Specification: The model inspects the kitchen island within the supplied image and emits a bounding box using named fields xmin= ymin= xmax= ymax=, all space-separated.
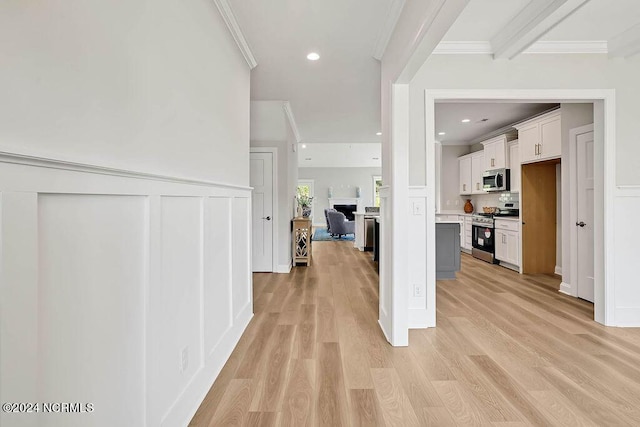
xmin=436 ymin=221 xmax=461 ymax=279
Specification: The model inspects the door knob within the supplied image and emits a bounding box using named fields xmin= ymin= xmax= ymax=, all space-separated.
xmin=576 ymin=221 xmax=586 ymax=227
xmin=263 ymin=216 xmax=271 ymax=221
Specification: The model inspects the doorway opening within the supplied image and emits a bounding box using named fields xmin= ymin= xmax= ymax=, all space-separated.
xmin=426 ymin=89 xmax=614 ymax=325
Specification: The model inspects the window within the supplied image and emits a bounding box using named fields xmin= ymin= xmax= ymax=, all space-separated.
xmin=372 ymin=175 xmax=382 ymax=207
xmin=297 ymin=179 xmax=315 ymax=217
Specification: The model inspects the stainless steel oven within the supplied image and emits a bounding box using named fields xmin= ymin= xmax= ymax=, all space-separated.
xmin=471 ymin=215 xmax=497 ymax=264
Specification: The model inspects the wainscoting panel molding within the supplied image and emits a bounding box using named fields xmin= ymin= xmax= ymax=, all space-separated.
xmin=613 ymin=186 xmax=640 ymax=326
xmin=0 ymin=154 xmax=253 ymax=427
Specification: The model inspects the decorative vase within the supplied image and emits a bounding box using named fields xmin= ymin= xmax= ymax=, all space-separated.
xmin=296 ymin=206 xmax=302 ymax=217
xmin=464 ymin=199 xmax=474 ymax=214
xmin=356 ymin=186 xmax=361 ymax=198
xmin=328 ymin=186 xmax=333 ymax=198
xmin=302 ymin=207 xmax=311 ymax=217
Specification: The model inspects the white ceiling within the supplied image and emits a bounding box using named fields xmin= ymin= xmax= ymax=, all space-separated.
xmin=435 ymin=102 xmax=558 ymax=144
xmin=229 ymin=0 xmax=640 ymax=159
xmin=228 ymin=0 xmax=390 ymax=144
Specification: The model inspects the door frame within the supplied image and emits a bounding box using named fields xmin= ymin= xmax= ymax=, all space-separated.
xmin=425 ymin=89 xmax=615 ymax=326
xmin=568 ymin=123 xmax=595 ymax=300
xmin=250 ymin=147 xmax=279 ymax=273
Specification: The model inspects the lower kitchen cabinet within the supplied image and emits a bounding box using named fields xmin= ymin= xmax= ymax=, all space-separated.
xmin=495 ymin=228 xmax=519 ymax=268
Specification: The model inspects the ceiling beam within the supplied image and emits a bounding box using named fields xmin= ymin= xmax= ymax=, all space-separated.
xmin=609 ymin=23 xmax=640 ymax=58
xmin=491 ymin=0 xmax=590 ymax=60
xmin=373 ymin=0 xmax=406 ymax=60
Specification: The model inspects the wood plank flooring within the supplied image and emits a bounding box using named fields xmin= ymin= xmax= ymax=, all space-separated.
xmin=190 ymin=241 xmax=640 ymax=426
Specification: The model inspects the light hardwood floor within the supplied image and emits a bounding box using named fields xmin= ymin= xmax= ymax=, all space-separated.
xmin=191 ymin=241 xmax=640 ymax=426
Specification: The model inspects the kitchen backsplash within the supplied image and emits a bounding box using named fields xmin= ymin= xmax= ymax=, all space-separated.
xmin=441 ymin=192 xmax=519 ymax=213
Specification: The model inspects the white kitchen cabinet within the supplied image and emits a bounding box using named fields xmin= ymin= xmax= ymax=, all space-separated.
xmin=471 ymin=152 xmax=484 ymax=194
xmin=508 ymin=141 xmax=520 ymax=193
xmin=515 ymin=109 xmax=561 ymax=164
xmin=481 ymin=134 xmax=515 ymax=170
xmin=458 ymin=155 xmax=472 ymax=195
xmin=495 ymin=219 xmax=519 ymax=269
xmin=463 ymin=215 xmax=472 ymax=251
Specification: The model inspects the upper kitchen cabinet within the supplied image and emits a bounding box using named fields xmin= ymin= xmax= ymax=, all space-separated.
xmin=459 ymin=155 xmax=472 ymax=195
xmin=470 ymin=151 xmax=485 ymax=194
xmin=481 ymin=133 xmax=517 ymax=171
xmin=458 ymin=151 xmax=485 ymax=195
xmin=515 ymin=109 xmax=562 ymax=164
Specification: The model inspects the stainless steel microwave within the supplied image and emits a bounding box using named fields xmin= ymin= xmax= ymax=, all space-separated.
xmin=482 ymin=168 xmax=510 ymax=192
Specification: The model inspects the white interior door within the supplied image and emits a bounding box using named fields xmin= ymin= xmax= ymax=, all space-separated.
xmin=250 ymin=152 xmax=273 ymax=272
xmin=577 ymin=130 xmax=594 ymax=302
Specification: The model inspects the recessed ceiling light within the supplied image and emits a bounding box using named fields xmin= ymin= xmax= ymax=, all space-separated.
xmin=438 ymin=132 xmax=446 ymax=136
xmin=376 ymin=132 xmax=382 ymax=136
xmin=461 ymin=119 xmax=471 ymax=123
xmin=307 ymin=52 xmax=320 ymax=61
xmin=301 ymin=144 xmax=307 ymax=148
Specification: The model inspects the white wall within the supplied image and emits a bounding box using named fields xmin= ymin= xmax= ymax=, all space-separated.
xmin=250 ymin=101 xmax=299 ymax=273
xmin=0 ymin=0 xmax=249 ymax=186
xmin=0 ymin=2 xmax=252 ymax=426
xmin=298 ymin=167 xmax=382 ymax=226
xmin=410 ymin=53 xmax=640 ymax=326
xmin=438 ymin=145 xmax=471 ymax=212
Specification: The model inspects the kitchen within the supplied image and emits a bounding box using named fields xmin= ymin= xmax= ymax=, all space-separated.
xmin=434 ymin=102 xmax=595 ymax=302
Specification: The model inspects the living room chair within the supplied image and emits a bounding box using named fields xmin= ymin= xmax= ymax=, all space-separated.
xmin=324 ymin=208 xmax=336 ymax=233
xmin=326 ymin=211 xmax=355 ymax=237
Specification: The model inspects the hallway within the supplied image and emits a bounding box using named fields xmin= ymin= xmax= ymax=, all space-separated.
xmin=191 ymin=242 xmax=640 ymax=426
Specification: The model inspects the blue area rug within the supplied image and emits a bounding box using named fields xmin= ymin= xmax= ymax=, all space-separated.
xmin=312 ymin=227 xmax=355 ymax=241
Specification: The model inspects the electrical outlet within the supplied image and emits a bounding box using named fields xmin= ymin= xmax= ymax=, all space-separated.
xmin=414 ymin=284 xmax=423 ymax=297
xmin=180 ymin=346 xmax=189 ymax=373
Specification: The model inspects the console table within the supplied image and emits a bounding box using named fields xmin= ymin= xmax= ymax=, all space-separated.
xmin=292 ymin=217 xmax=312 ymax=266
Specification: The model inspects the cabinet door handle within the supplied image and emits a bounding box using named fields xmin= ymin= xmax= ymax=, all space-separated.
xmin=534 ymin=144 xmax=538 ymax=155
xmin=538 ymin=144 xmax=542 ymax=155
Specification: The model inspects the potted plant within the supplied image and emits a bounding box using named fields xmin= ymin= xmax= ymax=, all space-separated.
xmin=296 ymin=188 xmax=313 ymax=218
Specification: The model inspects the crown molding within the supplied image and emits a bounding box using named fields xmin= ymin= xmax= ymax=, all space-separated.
xmin=282 ymin=102 xmax=301 ymax=143
xmin=609 ymin=23 xmax=640 ymax=58
xmin=372 ymin=0 xmax=406 ymax=60
xmin=433 ymin=40 xmax=608 ymax=55
xmin=212 ymin=0 xmax=257 ymax=69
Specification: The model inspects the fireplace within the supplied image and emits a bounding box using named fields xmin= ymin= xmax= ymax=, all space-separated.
xmin=333 ymin=204 xmax=357 ymax=221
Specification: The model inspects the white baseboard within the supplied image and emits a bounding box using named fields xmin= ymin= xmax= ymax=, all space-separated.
xmin=499 ymin=261 xmax=519 ymax=272
xmin=276 ymin=263 xmax=292 ymax=274
xmin=408 ymin=308 xmax=434 ymax=329
xmin=559 ymin=282 xmax=573 ymax=296
xmin=613 ymin=307 xmax=640 ymax=327
xmin=555 ymin=265 xmax=562 ymax=276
